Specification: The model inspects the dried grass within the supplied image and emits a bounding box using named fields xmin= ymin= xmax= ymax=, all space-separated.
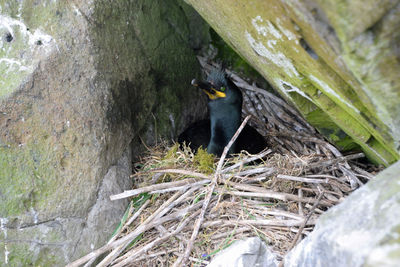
xmin=67 ymin=59 xmax=381 ymax=267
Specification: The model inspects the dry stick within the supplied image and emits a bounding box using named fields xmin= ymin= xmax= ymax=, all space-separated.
xmin=276 ymin=174 xmax=329 ymax=184
xmin=112 ymin=210 xmax=202 ymax=267
xmin=221 ymin=149 xmax=272 ymax=173
xmin=176 ymin=115 xmax=252 ymax=267
xmin=97 ymin=191 xmax=184 ymax=267
xmin=100 ymin=201 xmax=207 ymax=265
xmin=288 ymin=192 xmax=324 ymax=250
xmin=210 ymin=227 xmax=251 ymax=240
xmin=277 ymin=192 xmax=325 ymax=267
xmin=243 ymin=94 xmax=269 ymax=131
xmin=247 ymin=86 xmax=313 ymax=133
xmin=107 ymin=199 xmax=151 ymax=244
xmin=242 ymin=199 xmax=305 ymax=220
xmin=222 ymin=180 xmax=333 ymax=206
xmin=298 ymin=189 xmax=304 ymax=216
xmin=67 ymin=192 xmax=187 ymax=266
xmin=304 ymin=203 xmax=324 ymax=214
xmin=67 ymin=222 xmax=150 ymax=266
xmin=261 ymin=209 xmax=305 ymax=221
xmin=130 ymin=248 xmax=179 ymax=263
xmin=82 ymin=258 xmax=95 ymax=267
xmin=154 ymin=185 xmax=204 ymax=221
xmin=201 ymin=219 xmax=316 ymax=228
xmin=351 ymin=165 xmax=374 ymax=180
xmin=234 ymin=167 xmax=275 ymax=177
xmin=339 ymin=165 xmax=364 ymax=188
xmin=151 ymin=169 xmax=211 ymax=180
xmin=240 ymin=175 xmax=272 ymax=184
xmin=110 ymin=178 xmax=201 ymax=200
xmin=223 ymin=190 xmax=332 ymax=207
xmin=305 ymin=174 xmax=342 ymax=180
xmin=306 ymin=153 xmax=364 ymax=170
xmin=149 ymin=179 xmax=210 ymax=194
xmin=217 ymin=115 xmax=252 ymax=172
xmin=173 ymin=252 xmax=211 ymax=265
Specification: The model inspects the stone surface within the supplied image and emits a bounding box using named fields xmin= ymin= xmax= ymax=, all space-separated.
xmin=313 ymin=0 xmax=400 ymax=161
xmin=284 ymin=161 xmax=400 ymax=267
xmin=0 ymin=0 xmax=208 ymax=265
xmin=208 ymin=237 xmax=278 ymax=267
xmin=185 ymin=0 xmax=400 ymax=166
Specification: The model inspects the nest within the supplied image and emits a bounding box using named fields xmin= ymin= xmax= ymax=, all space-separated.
xmin=69 ymin=59 xmax=380 ymax=267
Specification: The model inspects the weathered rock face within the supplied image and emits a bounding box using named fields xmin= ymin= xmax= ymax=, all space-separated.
xmin=185 ymin=0 xmax=400 ymax=166
xmin=0 ymin=0 xmax=208 ymax=265
xmin=313 ymin=0 xmax=400 ymax=146
xmin=285 ymin=160 xmax=400 ymax=267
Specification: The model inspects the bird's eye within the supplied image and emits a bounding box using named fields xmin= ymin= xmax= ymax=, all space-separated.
xmin=220 ymin=86 xmax=226 ymax=92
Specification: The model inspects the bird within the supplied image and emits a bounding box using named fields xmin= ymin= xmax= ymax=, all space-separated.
xmin=178 ymin=68 xmax=267 ymax=157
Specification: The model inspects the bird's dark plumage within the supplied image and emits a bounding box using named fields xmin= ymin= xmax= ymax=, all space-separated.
xmin=179 ymin=68 xmax=267 ymax=156
xmin=178 ymin=119 xmax=267 ymax=155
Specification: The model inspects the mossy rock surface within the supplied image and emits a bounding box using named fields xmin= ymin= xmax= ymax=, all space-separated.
xmin=285 ymin=160 xmax=400 ymax=266
xmin=0 ymin=0 xmax=208 ymax=265
xmin=185 ymin=0 xmax=400 ymax=166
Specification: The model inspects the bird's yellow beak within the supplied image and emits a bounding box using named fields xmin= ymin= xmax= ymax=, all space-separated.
xmin=191 ymin=79 xmax=226 ymax=100
xmin=202 ymin=89 xmax=226 ymax=100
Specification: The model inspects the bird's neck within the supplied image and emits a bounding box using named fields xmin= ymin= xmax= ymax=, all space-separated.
xmin=207 ymin=105 xmax=241 ymax=156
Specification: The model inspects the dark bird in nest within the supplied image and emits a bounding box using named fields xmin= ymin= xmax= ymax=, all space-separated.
xmin=178 ymin=68 xmax=267 ymax=157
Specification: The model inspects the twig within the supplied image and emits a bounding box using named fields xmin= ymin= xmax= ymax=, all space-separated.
xmin=276 ymin=174 xmax=329 ymax=184
xmin=110 ymin=178 xmax=201 ymax=200
xmin=278 ymin=192 xmax=324 ymax=267
xmin=149 ymin=179 xmax=210 ymax=194
xmin=130 ymin=248 xmax=179 ymax=262
xmin=339 ymin=165 xmax=363 ymax=188
xmin=306 ymin=153 xmax=364 ymax=169
xmin=113 ymin=210 xmax=202 ymax=267
xmin=201 ymin=219 xmax=316 ymax=228
xmin=151 ymin=169 xmax=211 ymax=180
xmin=217 ymin=115 xmax=252 ymax=172
xmin=288 ymin=192 xmax=324 ymax=250
xmin=97 ymin=191 xmax=184 ymax=266
xmin=221 ymin=188 xmax=332 ymax=207
xmin=68 ymin=192 xmax=187 ymax=266
xmin=234 ymin=167 xmax=275 ymax=177
xmin=298 ymin=188 xmax=304 ymax=216
xmin=173 ymin=252 xmax=210 ymax=265
xmin=221 ymin=149 xmax=272 ymax=173
xmin=108 ymin=199 xmax=151 ymax=244
xmin=210 ymin=227 xmax=251 ymax=239
xmin=177 ymin=115 xmax=251 ymax=267
xmin=351 ymin=165 xmax=374 ymax=180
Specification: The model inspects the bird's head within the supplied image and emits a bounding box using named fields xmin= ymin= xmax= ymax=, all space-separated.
xmin=191 ymin=69 xmax=239 ymax=101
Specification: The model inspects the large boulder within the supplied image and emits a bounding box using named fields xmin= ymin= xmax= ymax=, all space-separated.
xmin=285 ymin=160 xmax=400 ymax=266
xmin=184 ymin=0 xmax=400 ymax=166
xmin=0 ymin=0 xmax=208 ymax=265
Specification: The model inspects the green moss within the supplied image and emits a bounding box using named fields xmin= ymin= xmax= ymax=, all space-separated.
xmin=164 ymin=143 xmax=180 ymax=160
xmin=1 ymin=240 xmax=60 ymax=266
xmin=193 ymin=147 xmax=215 ymax=174
xmin=305 ymin=109 xmax=359 ymax=151
xmin=0 ymin=140 xmax=58 ymax=217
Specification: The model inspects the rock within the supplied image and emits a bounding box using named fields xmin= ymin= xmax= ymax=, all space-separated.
xmin=284 ymin=161 xmax=400 ymax=267
xmin=0 ymin=0 xmax=209 ymax=265
xmin=184 ymin=0 xmax=400 ymax=166
xmin=208 ymin=237 xmax=278 ymax=267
